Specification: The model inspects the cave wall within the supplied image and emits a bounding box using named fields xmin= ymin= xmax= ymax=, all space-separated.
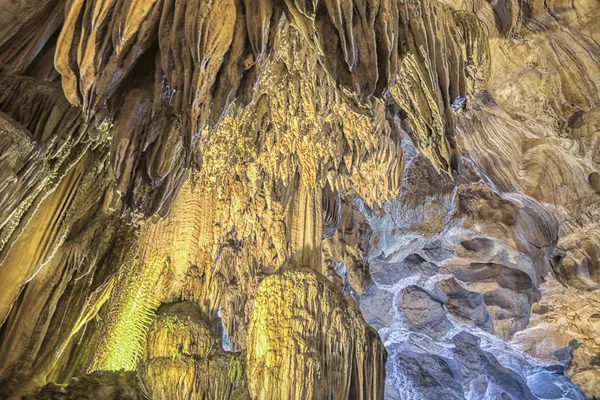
xmin=0 ymin=0 xmax=599 ymax=398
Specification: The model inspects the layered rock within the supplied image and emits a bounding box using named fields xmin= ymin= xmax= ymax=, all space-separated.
xmin=355 ymin=134 xmax=586 ymax=398
xmin=0 ymin=0 xmax=599 ymax=398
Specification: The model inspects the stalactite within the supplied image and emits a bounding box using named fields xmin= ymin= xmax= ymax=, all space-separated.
xmin=0 ymin=0 xmax=599 ymax=398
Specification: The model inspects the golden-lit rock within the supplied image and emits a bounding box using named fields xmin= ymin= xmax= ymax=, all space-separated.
xmin=0 ymin=0 xmax=599 ymax=398
xmin=140 ymin=301 xmax=248 ymax=400
xmin=247 ymin=268 xmax=386 ymax=400
xmin=55 ymin=0 xmax=163 ymax=112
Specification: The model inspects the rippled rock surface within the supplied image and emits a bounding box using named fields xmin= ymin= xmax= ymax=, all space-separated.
xmin=0 ymin=0 xmax=599 ymax=398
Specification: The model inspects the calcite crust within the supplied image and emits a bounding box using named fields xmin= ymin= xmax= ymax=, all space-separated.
xmin=0 ymin=0 xmax=599 ymax=398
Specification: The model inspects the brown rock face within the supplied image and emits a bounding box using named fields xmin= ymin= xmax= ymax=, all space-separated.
xmin=24 ymin=371 xmax=143 ymax=400
xmin=0 ymin=0 xmax=599 ymax=398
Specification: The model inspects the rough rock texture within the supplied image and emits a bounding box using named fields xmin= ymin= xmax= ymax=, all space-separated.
xmin=139 ymin=301 xmax=248 ymax=400
xmin=22 ymin=371 xmax=143 ymax=400
xmin=0 ymin=0 xmax=599 ymax=398
xmin=357 ymin=143 xmax=588 ymax=398
xmin=247 ymin=268 xmax=385 ymax=400
xmin=513 ymin=280 xmax=600 ymax=396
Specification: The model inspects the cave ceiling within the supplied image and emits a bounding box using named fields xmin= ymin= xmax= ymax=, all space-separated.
xmin=0 ymin=0 xmax=599 ymax=398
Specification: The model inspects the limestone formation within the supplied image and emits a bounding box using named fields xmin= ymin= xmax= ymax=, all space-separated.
xmin=247 ymin=268 xmax=385 ymax=400
xmin=139 ymin=301 xmax=248 ymax=400
xmin=0 ymin=0 xmax=599 ymax=398
xmin=24 ymin=371 xmax=143 ymax=400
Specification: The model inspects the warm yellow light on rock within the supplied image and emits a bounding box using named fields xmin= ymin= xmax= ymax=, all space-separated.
xmin=92 ymin=257 xmax=166 ymax=371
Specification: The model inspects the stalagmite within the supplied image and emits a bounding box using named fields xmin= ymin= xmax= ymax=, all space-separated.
xmin=247 ymin=268 xmax=386 ymax=400
xmin=139 ymin=301 xmax=248 ymax=400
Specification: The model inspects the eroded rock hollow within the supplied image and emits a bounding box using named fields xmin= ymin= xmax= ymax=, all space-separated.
xmin=0 ymin=0 xmax=599 ymax=398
